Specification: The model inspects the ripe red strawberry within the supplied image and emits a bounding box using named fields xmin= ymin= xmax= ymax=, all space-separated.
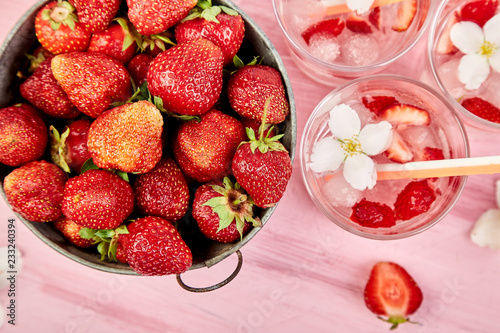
xmin=460 ymin=0 xmax=498 ymax=27
xmin=26 ymin=47 xmax=54 ymax=73
xmin=125 ymin=216 xmax=192 ymax=276
xmin=34 ymin=0 xmax=91 ymax=55
xmin=87 ymin=19 xmax=137 ymax=64
xmin=61 ymin=169 xmax=134 ymax=229
xmin=364 ymin=262 xmax=423 ymax=329
xmin=147 ymin=39 xmax=224 ymax=116
xmin=301 ymin=18 xmax=345 ymax=45
xmin=127 ymin=53 xmax=154 ymax=86
xmin=435 ymin=12 xmax=459 ymax=55
xmin=384 ymin=130 xmax=413 ymax=163
xmin=127 ymin=0 xmax=198 ymax=35
xmin=416 ymin=146 xmax=444 ymax=161
xmin=3 ymin=160 xmax=67 ymax=223
xmin=227 ymin=65 xmax=290 ymax=124
xmin=392 ymin=0 xmax=417 ymax=32
xmin=346 ymin=14 xmax=372 ymax=33
xmin=0 ymin=104 xmax=48 ymax=167
xmin=138 ymin=31 xmax=176 ymax=57
xmin=87 ymin=100 xmax=163 ymax=174
xmin=380 ymin=104 xmax=431 ymax=126
xmin=461 ymin=97 xmax=500 ymax=123
xmin=173 ymin=109 xmax=246 ymax=183
xmin=192 ymin=178 xmax=260 ymax=243
xmin=350 ymin=199 xmax=396 ymax=228
xmin=175 ymin=1 xmax=245 ymax=66
xmin=239 ymin=118 xmax=276 ymax=140
xmin=394 ymin=180 xmax=436 ymax=220
xmin=50 ymin=118 xmax=92 ymax=174
xmin=115 ymin=233 xmax=129 ymax=263
xmin=69 ymin=0 xmax=121 ymax=33
xmin=51 ymin=51 xmax=132 ymax=118
xmin=20 ymin=57 xmax=80 ymax=119
xmin=53 ymin=216 xmax=94 ymax=248
xmin=368 ymin=7 xmax=382 ymax=30
xmin=134 ymin=157 xmax=190 ymax=221
xmin=362 ymin=95 xmax=398 ymax=116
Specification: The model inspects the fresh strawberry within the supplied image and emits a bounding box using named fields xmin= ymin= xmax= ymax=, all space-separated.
xmin=53 ymin=216 xmax=94 ymax=248
xmin=87 ymin=19 xmax=137 ymax=64
xmin=239 ymin=118 xmax=276 ymax=140
xmin=138 ymin=32 xmax=176 ymax=57
xmin=61 ymin=169 xmax=134 ymax=229
xmin=346 ymin=14 xmax=372 ymax=33
xmin=435 ymin=12 xmax=459 ymax=55
xmin=350 ymin=199 xmax=396 ymax=228
xmin=34 ymin=0 xmax=91 ymax=55
xmin=87 ymin=100 xmax=163 ymax=174
xmin=173 ymin=109 xmax=246 ymax=183
xmin=392 ymin=0 xmax=417 ymax=32
xmin=127 ymin=0 xmax=198 ymax=35
xmin=115 ymin=233 xmax=129 ymax=263
xmin=301 ymin=18 xmax=345 ymax=45
xmin=460 ymin=0 xmax=498 ymax=27
xmin=227 ymin=64 xmax=290 ymax=124
xmin=127 ymin=53 xmax=154 ymax=86
xmin=51 ymin=51 xmax=132 ymax=118
xmin=394 ymin=180 xmax=436 ymax=220
xmin=77 ymin=224 xmax=129 ymax=261
xmin=364 ymin=262 xmax=423 ymax=329
xmin=175 ymin=0 xmax=245 ymax=66
xmin=147 ymin=39 xmax=224 ymax=116
xmin=134 ymin=157 xmax=190 ymax=221
xmin=69 ymin=0 xmax=121 ymax=33
xmin=50 ymin=118 xmax=92 ymax=174
xmin=192 ymin=177 xmax=260 ymax=243
xmin=368 ymin=7 xmax=382 ymax=30
xmin=26 ymin=47 xmax=54 ymax=73
xmin=384 ymin=130 xmax=413 ymax=163
xmin=362 ymin=95 xmax=398 ymax=116
xmin=416 ymin=147 xmax=444 ymax=161
xmin=3 ymin=160 xmax=67 ymax=223
xmin=125 ymin=216 xmax=192 ymax=276
xmin=20 ymin=57 xmax=80 ymax=119
xmin=461 ymin=97 xmax=500 ymax=123
xmin=380 ymin=104 xmax=431 ymax=126
xmin=0 ymin=104 xmax=48 ymax=167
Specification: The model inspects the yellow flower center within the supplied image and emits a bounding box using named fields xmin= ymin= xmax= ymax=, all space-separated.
xmin=339 ymin=137 xmax=363 ymax=157
xmin=479 ymin=41 xmax=497 ymax=59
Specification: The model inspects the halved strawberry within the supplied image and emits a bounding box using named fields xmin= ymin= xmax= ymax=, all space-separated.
xmin=394 ymin=180 xmax=436 ymax=220
xmin=384 ymin=130 xmax=413 ymax=163
xmin=380 ymin=104 xmax=431 ymax=126
xmin=435 ymin=12 xmax=459 ymax=55
xmin=369 ymin=7 xmax=382 ymax=30
xmin=460 ymin=0 xmax=498 ymax=27
xmin=416 ymin=147 xmax=444 ymax=161
xmin=362 ymin=95 xmax=398 ymax=116
xmin=392 ymin=0 xmax=417 ymax=32
xmin=301 ymin=18 xmax=345 ymax=45
xmin=350 ymin=199 xmax=396 ymax=228
xmin=364 ymin=262 xmax=423 ymax=330
xmin=461 ymin=97 xmax=500 ymax=123
xmin=346 ymin=14 xmax=372 ymax=33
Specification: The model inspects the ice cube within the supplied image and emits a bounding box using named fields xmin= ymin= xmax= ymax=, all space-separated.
xmin=436 ymin=57 xmax=466 ymax=99
xmin=285 ymin=0 xmax=324 ymax=34
xmin=322 ymin=172 xmax=363 ymax=207
xmin=341 ymin=34 xmax=379 ymax=66
xmin=481 ymin=72 xmax=500 ymax=107
xmin=308 ymin=35 xmax=341 ymax=63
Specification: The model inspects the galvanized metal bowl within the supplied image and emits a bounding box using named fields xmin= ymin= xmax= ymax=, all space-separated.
xmin=0 ymin=0 xmax=296 ymax=291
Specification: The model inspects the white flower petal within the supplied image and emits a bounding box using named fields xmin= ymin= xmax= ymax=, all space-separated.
xmin=309 ymin=136 xmax=345 ymax=173
xmin=450 ymin=21 xmax=484 ymax=54
xmin=457 ymin=53 xmax=490 ymax=90
xmin=489 ymin=49 xmax=500 ymax=73
xmin=471 ymin=209 xmax=500 ymax=249
xmin=329 ymin=104 xmax=360 ymax=140
xmin=346 ymin=0 xmax=374 ymax=14
xmin=343 ymin=154 xmax=376 ymax=191
xmin=358 ymin=121 xmax=393 ymax=156
xmin=484 ymin=13 xmax=500 ymax=45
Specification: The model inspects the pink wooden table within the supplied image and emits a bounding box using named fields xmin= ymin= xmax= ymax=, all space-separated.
xmin=1 ymin=0 xmax=499 ymax=332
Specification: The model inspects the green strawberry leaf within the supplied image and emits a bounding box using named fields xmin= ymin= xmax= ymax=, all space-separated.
xmin=80 ymin=158 xmax=100 ymax=174
xmin=49 ymin=125 xmax=71 ymax=173
xmin=197 ymin=0 xmax=213 ymax=10
xmin=219 ymin=5 xmax=238 ymax=16
xmin=115 ymin=170 xmax=129 ymax=182
xmin=79 ymin=227 xmax=97 ymax=240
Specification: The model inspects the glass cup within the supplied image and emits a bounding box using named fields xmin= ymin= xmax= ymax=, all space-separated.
xmin=300 ymin=75 xmax=469 ymax=239
xmin=427 ymin=0 xmax=500 ymax=131
xmin=272 ymin=0 xmax=434 ymax=86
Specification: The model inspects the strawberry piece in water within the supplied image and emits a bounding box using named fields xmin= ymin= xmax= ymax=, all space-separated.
xmin=384 ymin=130 xmax=413 ymax=163
xmin=394 ymin=180 xmax=436 ymax=220
xmin=362 ymin=95 xmax=398 ymax=115
xmin=301 ymin=18 xmax=345 ymax=45
xmin=380 ymin=103 xmax=431 ymax=126
xmin=369 ymin=7 xmax=382 ymax=30
xmin=392 ymin=0 xmax=417 ymax=32
xmin=346 ymin=14 xmax=372 ymax=33
xmin=417 ymin=147 xmax=445 ymax=161
xmin=461 ymin=97 xmax=500 ymax=123
xmin=364 ymin=262 xmax=423 ymax=330
xmin=460 ymin=0 xmax=498 ymax=27
xmin=350 ymin=199 xmax=396 ymax=228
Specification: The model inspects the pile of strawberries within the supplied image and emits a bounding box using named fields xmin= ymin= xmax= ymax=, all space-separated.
xmin=0 ymin=0 xmax=293 ymax=276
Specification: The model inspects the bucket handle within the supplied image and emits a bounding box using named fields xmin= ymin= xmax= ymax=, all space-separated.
xmin=176 ymin=250 xmax=243 ymax=292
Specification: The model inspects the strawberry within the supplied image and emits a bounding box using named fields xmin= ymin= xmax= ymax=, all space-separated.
xmin=416 ymin=147 xmax=444 ymax=161
xmin=51 ymin=51 xmax=132 ymax=118
xmin=125 ymin=216 xmax=192 ymax=276
xmin=69 ymin=0 xmax=121 ymax=33
xmin=364 ymin=262 xmax=423 ymax=329
xmin=192 ymin=178 xmax=260 ymax=243
xmin=362 ymin=95 xmax=398 ymax=116
xmin=3 ymin=160 xmax=67 ymax=223
xmin=147 ymin=39 xmax=224 ymax=116
xmin=127 ymin=0 xmax=198 ymax=35
xmin=134 ymin=157 xmax=190 ymax=221
xmin=175 ymin=0 xmax=245 ymax=66
xmin=227 ymin=64 xmax=290 ymax=124
xmin=34 ymin=0 xmax=91 ymax=55
xmin=346 ymin=14 xmax=372 ymax=33
xmin=384 ymin=130 xmax=413 ymax=163
xmin=115 ymin=233 xmax=129 ymax=263
xmin=301 ymin=18 xmax=345 ymax=45
xmin=126 ymin=53 xmax=154 ymax=86
xmin=87 ymin=100 xmax=163 ymax=174
xmin=394 ymin=180 xmax=436 ymax=220
xmin=392 ymin=0 xmax=417 ymax=32
xmin=350 ymin=199 xmax=396 ymax=228
xmin=173 ymin=109 xmax=246 ymax=183
xmin=435 ymin=12 xmax=459 ymax=55
xmin=138 ymin=32 xmax=176 ymax=58
xmin=61 ymin=169 xmax=134 ymax=229
xmin=460 ymin=0 xmax=498 ymax=27
xmin=20 ymin=57 xmax=80 ymax=119
xmin=50 ymin=118 xmax=92 ymax=174
xmin=87 ymin=19 xmax=137 ymax=64
xmin=461 ymin=97 xmax=500 ymax=123
xmin=53 ymin=216 xmax=94 ymax=248
xmin=0 ymin=104 xmax=48 ymax=167
xmin=380 ymin=104 xmax=431 ymax=127
xmin=239 ymin=118 xmax=276 ymax=140
xmin=368 ymin=7 xmax=382 ymax=30
xmin=26 ymin=47 xmax=54 ymax=73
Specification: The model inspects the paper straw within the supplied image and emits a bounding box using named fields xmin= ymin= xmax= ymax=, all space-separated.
xmin=319 ymin=0 xmax=405 ymax=16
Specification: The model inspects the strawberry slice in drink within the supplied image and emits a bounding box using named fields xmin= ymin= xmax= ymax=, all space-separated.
xmin=394 ymin=180 xmax=436 ymax=220
xmin=392 ymin=0 xmax=417 ymax=32
xmin=350 ymin=199 xmax=396 ymax=228
xmin=461 ymin=97 xmax=500 ymax=123
xmin=460 ymin=0 xmax=499 ymax=27
xmin=301 ymin=18 xmax=345 ymax=45
xmin=346 ymin=14 xmax=372 ymax=33
xmin=380 ymin=103 xmax=431 ymax=126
